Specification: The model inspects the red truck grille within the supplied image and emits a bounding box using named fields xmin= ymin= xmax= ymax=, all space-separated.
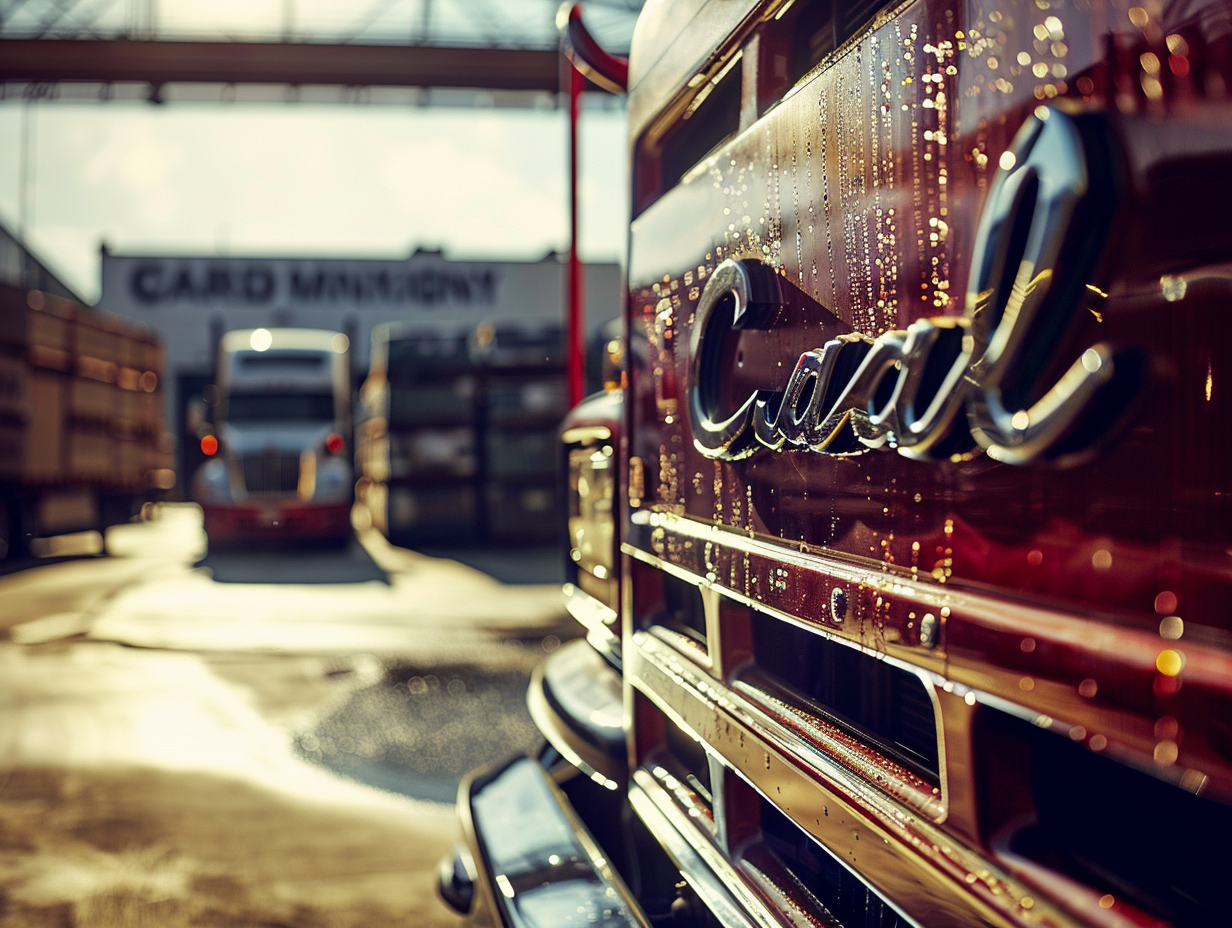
xmin=980 ymin=709 xmax=1232 ymax=928
xmin=240 ymin=452 xmax=300 ymax=496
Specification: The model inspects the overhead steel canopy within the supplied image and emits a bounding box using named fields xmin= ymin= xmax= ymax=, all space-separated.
xmin=0 ymin=0 xmax=641 ymax=49
xmin=0 ymin=0 xmax=641 ymax=97
xmin=0 ymin=39 xmax=564 ymax=92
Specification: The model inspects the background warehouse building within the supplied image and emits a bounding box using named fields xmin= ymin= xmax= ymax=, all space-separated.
xmin=97 ymin=248 xmax=620 ymax=496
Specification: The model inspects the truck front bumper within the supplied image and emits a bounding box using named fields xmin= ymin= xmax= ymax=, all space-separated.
xmin=441 ymin=751 xmax=765 ymax=928
xmin=440 ymin=639 xmax=761 ymax=928
xmin=446 ymin=756 xmax=649 ymax=928
xmin=201 ymin=500 xmax=352 ymax=542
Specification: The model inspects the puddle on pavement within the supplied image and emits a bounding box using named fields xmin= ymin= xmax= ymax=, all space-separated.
xmin=296 ymin=644 xmax=550 ymax=804
xmin=0 ymin=506 xmax=567 ymax=926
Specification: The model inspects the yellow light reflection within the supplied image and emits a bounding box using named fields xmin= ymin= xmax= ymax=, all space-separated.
xmin=1156 ymin=649 xmax=1184 ymax=676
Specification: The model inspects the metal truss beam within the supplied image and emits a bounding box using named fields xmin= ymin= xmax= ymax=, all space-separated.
xmin=0 ymin=38 xmax=565 ymax=92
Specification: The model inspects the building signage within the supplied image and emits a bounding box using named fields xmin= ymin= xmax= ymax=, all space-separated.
xmin=122 ymin=258 xmax=498 ymax=310
xmin=99 ymin=251 xmax=620 ymax=376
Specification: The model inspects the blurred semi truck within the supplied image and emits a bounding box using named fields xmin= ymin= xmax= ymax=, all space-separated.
xmin=0 ymin=282 xmax=169 ymax=560
xmin=194 ymin=328 xmax=354 ymax=545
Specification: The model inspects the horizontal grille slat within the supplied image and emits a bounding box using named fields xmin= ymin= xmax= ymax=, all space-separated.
xmin=984 ymin=710 xmax=1232 ymax=928
xmin=748 ymin=610 xmax=939 ymax=782
xmin=756 ymin=797 xmax=912 ymax=928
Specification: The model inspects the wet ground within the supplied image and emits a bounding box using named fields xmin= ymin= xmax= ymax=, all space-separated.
xmin=0 ymin=505 xmax=574 ymax=927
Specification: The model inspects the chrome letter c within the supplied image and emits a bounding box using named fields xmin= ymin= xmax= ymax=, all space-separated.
xmin=688 ymin=259 xmax=784 ymax=460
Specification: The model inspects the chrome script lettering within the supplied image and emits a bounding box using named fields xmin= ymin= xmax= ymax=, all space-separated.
xmin=688 ymin=108 xmax=1138 ymax=468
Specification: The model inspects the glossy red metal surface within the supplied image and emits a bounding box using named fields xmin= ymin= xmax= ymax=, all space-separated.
xmin=619 ymin=1 xmax=1232 ymax=926
xmin=627 ymin=0 xmax=1232 ymax=767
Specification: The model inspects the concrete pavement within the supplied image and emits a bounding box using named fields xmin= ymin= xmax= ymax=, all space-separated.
xmin=0 ymin=504 xmax=573 ymax=927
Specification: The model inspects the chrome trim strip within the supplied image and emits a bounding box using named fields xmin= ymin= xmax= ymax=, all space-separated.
xmin=628 ymin=773 xmax=765 ymax=928
xmin=624 ymin=534 xmax=937 ymax=682
xmin=729 ymin=673 xmax=944 ymax=820
xmin=626 ymin=632 xmax=1078 ymax=928
xmin=632 ymin=630 xmax=939 ymax=822
xmin=563 ymin=582 xmax=619 ymax=629
xmin=626 ymin=511 xmax=954 ymax=613
xmin=624 ymin=543 xmax=949 ymax=816
xmin=563 ymin=582 xmax=622 ymax=668
xmin=526 ymin=659 xmax=624 ymax=792
xmin=622 ymin=512 xmax=1232 ymax=798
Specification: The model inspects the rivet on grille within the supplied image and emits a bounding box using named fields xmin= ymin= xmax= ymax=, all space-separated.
xmin=829 ymin=587 xmax=847 ymax=624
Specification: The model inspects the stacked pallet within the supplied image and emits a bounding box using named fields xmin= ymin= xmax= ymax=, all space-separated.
xmin=479 ymin=324 xmax=567 ymax=544
xmin=356 ymin=321 xmax=566 ymax=547
xmin=358 ymin=326 xmax=479 ymax=544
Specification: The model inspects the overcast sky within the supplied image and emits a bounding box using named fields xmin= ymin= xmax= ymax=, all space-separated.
xmin=0 ymin=99 xmax=630 ymax=304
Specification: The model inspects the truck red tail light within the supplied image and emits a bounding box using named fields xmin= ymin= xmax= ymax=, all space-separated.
xmin=325 ymin=432 xmax=345 ymax=456
xmin=200 ymin=434 xmax=218 ymax=456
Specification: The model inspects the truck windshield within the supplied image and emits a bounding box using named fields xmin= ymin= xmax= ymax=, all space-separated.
xmin=226 ymin=393 xmax=334 ymax=423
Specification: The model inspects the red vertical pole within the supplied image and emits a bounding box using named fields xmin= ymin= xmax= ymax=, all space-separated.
xmin=567 ymin=61 xmax=586 ymax=408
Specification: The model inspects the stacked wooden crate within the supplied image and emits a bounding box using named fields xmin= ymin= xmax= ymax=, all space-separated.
xmin=0 ymin=282 xmax=167 ymax=535
xmin=357 ymin=321 xmax=567 ymax=547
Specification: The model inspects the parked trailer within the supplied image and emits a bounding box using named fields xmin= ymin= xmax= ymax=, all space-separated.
xmin=0 ymin=282 xmax=168 ymax=559
xmin=442 ymin=2 xmax=1232 ymax=928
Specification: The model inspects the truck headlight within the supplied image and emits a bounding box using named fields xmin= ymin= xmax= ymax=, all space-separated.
xmin=313 ymin=457 xmax=353 ymax=502
xmin=195 ymin=457 xmax=232 ymax=503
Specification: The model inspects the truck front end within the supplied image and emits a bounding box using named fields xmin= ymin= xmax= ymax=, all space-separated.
xmin=195 ymin=328 xmax=354 ymax=545
xmin=443 ymin=2 xmax=1232 ymax=928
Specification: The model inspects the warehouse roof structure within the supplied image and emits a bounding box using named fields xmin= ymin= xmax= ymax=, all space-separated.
xmin=0 ymin=0 xmax=642 ymax=101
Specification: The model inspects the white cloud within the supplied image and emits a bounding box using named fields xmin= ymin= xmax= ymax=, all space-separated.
xmin=377 ymin=127 xmax=566 ymax=257
xmin=156 ymin=0 xmax=284 ymax=34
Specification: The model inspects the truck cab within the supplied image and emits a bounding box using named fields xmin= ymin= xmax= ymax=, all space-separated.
xmin=194 ymin=327 xmax=353 ymax=544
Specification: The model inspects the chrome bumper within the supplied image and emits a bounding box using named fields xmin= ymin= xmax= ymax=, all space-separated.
xmin=441 ymin=638 xmax=764 ymax=928
xmin=443 ymin=754 xmax=647 ymax=928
